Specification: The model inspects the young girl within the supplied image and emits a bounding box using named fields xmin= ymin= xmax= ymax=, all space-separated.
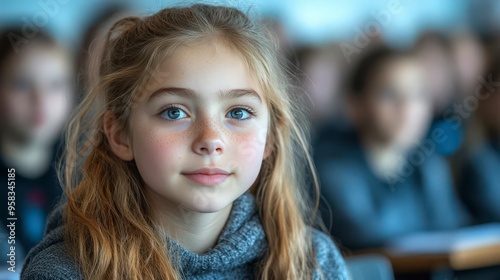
xmin=21 ymin=4 xmax=349 ymax=280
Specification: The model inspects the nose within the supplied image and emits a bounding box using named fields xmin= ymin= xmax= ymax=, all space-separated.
xmin=30 ymin=87 xmax=43 ymax=104
xmin=30 ymin=87 xmax=46 ymax=112
xmin=192 ymin=119 xmax=225 ymax=156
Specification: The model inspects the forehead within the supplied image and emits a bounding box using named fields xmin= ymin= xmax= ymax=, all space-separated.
xmin=141 ymin=39 xmax=263 ymax=100
xmin=380 ymin=58 xmax=423 ymax=80
xmin=4 ymin=46 xmax=69 ymax=75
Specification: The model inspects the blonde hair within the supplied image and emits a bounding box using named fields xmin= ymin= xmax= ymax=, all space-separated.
xmin=61 ymin=4 xmax=321 ymax=279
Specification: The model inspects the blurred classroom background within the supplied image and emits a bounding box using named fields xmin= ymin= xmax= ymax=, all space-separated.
xmin=1 ymin=0 xmax=499 ymax=279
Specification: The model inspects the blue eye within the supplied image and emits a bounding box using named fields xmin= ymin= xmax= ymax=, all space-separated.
xmin=161 ymin=107 xmax=188 ymax=120
xmin=227 ymin=108 xmax=251 ymax=120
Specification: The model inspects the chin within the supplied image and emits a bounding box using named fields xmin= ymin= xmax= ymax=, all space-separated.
xmin=184 ymin=194 xmax=234 ymax=213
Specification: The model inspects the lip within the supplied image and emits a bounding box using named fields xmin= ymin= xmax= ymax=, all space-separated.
xmin=182 ymin=168 xmax=231 ymax=186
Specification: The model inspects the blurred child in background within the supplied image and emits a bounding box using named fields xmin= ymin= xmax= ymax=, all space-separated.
xmin=76 ymin=4 xmax=131 ymax=99
xmin=414 ymin=33 xmax=460 ymax=117
xmin=0 ymin=28 xmax=73 ymax=263
xmin=414 ymin=33 xmax=465 ymax=157
xmin=314 ymin=46 xmax=469 ymax=250
xmin=295 ymin=45 xmax=346 ymax=129
xmin=451 ymin=33 xmax=487 ymax=101
xmin=459 ymin=54 xmax=500 ymax=224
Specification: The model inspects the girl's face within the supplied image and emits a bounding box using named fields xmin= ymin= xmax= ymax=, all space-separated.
xmin=127 ymin=40 xmax=270 ymax=213
xmin=0 ymin=45 xmax=72 ymax=143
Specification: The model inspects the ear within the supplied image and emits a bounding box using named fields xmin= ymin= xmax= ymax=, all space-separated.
xmin=103 ymin=112 xmax=134 ymax=161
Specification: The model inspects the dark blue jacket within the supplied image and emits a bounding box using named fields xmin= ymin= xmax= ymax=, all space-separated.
xmin=314 ymin=129 xmax=468 ymax=250
xmin=459 ymin=139 xmax=500 ymax=223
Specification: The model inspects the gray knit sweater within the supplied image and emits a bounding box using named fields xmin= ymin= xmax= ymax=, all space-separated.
xmin=21 ymin=193 xmax=349 ymax=279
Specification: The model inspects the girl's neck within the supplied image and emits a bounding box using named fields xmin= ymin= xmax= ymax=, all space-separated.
xmin=0 ymin=134 xmax=53 ymax=178
xmin=147 ymin=191 xmax=232 ymax=254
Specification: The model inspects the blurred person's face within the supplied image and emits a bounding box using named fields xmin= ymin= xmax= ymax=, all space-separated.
xmin=0 ymin=45 xmax=72 ymax=144
xmin=417 ymin=44 xmax=456 ymax=113
xmin=303 ymin=54 xmax=341 ymax=120
xmin=452 ymin=38 xmax=485 ymax=95
xmin=359 ymin=58 xmax=431 ymax=148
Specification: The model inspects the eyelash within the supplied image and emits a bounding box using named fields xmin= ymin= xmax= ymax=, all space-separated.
xmin=158 ymin=104 xmax=186 ymax=123
xmin=158 ymin=104 xmax=257 ymax=122
xmin=229 ymin=105 xmax=257 ymax=122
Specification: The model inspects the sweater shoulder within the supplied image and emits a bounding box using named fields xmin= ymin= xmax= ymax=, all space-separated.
xmin=21 ymin=233 xmax=82 ymax=280
xmin=311 ymin=229 xmax=350 ymax=279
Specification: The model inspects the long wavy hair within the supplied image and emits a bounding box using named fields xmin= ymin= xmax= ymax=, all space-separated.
xmin=61 ymin=4 xmax=321 ymax=279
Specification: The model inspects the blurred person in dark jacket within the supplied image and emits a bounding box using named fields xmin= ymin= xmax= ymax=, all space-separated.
xmin=314 ymin=46 xmax=469 ymax=250
xmin=459 ymin=53 xmax=500 ymax=224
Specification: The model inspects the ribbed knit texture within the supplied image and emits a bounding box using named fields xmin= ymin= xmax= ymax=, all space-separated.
xmin=21 ymin=193 xmax=349 ymax=279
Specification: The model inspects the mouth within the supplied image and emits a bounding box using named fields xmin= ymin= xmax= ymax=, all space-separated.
xmin=181 ymin=168 xmax=231 ymax=187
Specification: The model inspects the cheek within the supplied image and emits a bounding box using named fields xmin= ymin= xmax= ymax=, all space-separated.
xmin=233 ymin=128 xmax=267 ymax=159
xmin=372 ymin=103 xmax=395 ymax=125
xmin=3 ymin=93 xmax=32 ymax=122
xmin=46 ymin=93 xmax=71 ymax=117
xmin=228 ymin=127 xmax=268 ymax=183
xmin=132 ymin=130 xmax=188 ymax=185
xmin=406 ymin=103 xmax=430 ymax=126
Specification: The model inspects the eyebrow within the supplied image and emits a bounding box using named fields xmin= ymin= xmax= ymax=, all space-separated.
xmin=147 ymin=87 xmax=262 ymax=104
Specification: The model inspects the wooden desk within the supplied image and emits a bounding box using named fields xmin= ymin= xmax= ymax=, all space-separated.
xmin=353 ymin=223 xmax=500 ymax=274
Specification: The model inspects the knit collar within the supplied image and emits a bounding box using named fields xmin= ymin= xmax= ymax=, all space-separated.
xmin=167 ymin=193 xmax=268 ymax=276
